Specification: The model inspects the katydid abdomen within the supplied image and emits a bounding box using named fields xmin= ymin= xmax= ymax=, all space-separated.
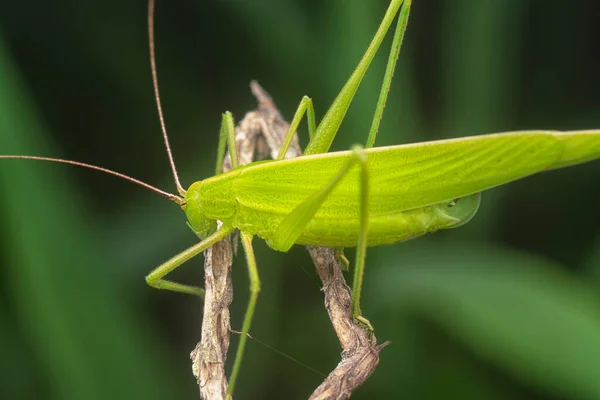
xmin=237 ymin=194 xmax=480 ymax=248
xmin=188 ymin=174 xmax=480 ymax=249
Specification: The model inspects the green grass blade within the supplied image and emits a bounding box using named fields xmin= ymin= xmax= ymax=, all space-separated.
xmin=374 ymin=244 xmax=600 ymax=400
xmin=0 ymin=29 xmax=182 ymax=400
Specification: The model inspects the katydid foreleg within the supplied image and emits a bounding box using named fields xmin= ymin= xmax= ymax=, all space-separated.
xmin=144 ymin=226 xmax=233 ymax=296
xmin=145 ymin=111 xmax=240 ymax=296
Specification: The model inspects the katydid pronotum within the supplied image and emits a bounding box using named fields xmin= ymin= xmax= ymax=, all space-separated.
xmin=2 ymin=0 xmax=600 ymax=397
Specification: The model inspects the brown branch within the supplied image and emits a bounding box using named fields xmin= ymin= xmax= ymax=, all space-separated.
xmin=190 ymin=84 xmax=271 ymax=399
xmin=191 ymin=81 xmax=285 ymax=399
xmin=191 ymin=82 xmax=384 ymax=399
xmin=191 ymin=238 xmax=233 ymax=399
xmin=307 ymin=247 xmax=388 ymax=400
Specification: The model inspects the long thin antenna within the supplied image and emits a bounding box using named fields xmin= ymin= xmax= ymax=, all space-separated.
xmin=0 ymin=155 xmax=183 ymax=204
xmin=148 ymin=0 xmax=186 ymax=196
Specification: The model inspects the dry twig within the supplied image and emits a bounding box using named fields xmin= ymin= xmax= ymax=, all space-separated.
xmin=191 ymin=82 xmax=384 ymax=399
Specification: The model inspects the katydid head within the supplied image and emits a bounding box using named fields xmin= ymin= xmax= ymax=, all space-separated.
xmin=183 ymin=181 xmax=217 ymax=238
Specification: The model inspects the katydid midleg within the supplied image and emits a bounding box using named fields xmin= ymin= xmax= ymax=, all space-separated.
xmin=1 ymin=0 xmax=600 ymax=396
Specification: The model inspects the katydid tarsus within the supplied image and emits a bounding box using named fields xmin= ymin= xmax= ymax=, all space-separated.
xmin=2 ymin=0 xmax=600 ymax=396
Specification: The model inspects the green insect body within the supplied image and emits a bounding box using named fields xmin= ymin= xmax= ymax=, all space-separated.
xmin=184 ymin=130 xmax=600 ymax=251
xmin=186 ymin=174 xmax=478 ymax=249
xmin=2 ymin=0 xmax=600 ymax=396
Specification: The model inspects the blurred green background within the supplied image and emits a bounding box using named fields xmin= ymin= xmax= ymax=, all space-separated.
xmin=1 ymin=0 xmax=599 ymax=399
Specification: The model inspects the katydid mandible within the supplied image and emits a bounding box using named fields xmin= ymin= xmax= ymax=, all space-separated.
xmin=2 ymin=0 xmax=600 ymax=396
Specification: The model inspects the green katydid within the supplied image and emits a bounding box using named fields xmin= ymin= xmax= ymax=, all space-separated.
xmin=1 ymin=0 xmax=600 ymax=396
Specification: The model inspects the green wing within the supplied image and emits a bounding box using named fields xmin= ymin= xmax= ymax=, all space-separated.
xmin=233 ymin=130 xmax=600 ymax=219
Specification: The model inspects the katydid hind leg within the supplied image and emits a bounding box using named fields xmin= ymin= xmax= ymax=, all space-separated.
xmin=303 ymin=0 xmax=407 ymax=156
xmin=366 ymin=0 xmax=412 ymax=149
xmin=145 ymin=227 xmax=232 ymax=297
xmin=227 ymin=232 xmax=261 ymax=397
xmin=348 ymin=146 xmax=372 ymax=331
xmin=270 ymin=146 xmax=372 ymax=331
xmin=276 ymin=95 xmax=316 ymax=160
xmin=271 ymin=146 xmax=370 ymax=252
xmin=276 ymin=0 xmax=411 ymax=267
